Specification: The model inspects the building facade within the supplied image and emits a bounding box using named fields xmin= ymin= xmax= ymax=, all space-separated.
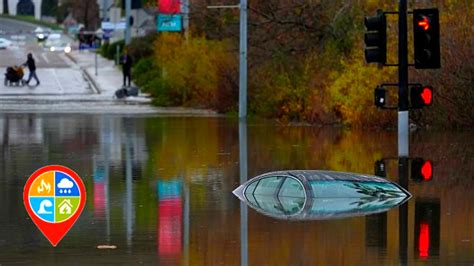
xmin=1 ymin=0 xmax=43 ymax=20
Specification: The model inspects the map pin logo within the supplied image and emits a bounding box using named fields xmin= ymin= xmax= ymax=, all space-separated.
xmin=23 ymin=165 xmax=86 ymax=247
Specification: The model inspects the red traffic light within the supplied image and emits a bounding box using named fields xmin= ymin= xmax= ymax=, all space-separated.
xmin=410 ymin=86 xmax=433 ymax=109
xmin=421 ymin=87 xmax=433 ymax=105
xmin=417 ymin=16 xmax=430 ymax=31
xmin=413 ymin=8 xmax=440 ymax=69
xmin=411 ymin=158 xmax=433 ymax=182
xmin=421 ymin=160 xmax=433 ymax=181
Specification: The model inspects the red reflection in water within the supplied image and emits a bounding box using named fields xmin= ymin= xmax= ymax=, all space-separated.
xmin=94 ymin=183 xmax=106 ymax=218
xmin=419 ymin=221 xmax=430 ymax=258
xmin=158 ymin=198 xmax=182 ymax=256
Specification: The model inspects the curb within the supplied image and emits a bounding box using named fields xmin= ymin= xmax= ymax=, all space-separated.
xmin=65 ymin=52 xmax=101 ymax=94
xmin=82 ymin=68 xmax=102 ymax=94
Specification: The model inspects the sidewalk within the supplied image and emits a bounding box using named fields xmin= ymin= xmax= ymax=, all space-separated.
xmin=0 ymin=48 xmax=218 ymax=115
xmin=66 ymin=50 xmax=150 ymax=102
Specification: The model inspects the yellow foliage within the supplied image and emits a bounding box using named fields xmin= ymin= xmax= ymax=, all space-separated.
xmin=324 ymin=49 xmax=397 ymax=127
xmin=153 ymin=33 xmax=234 ymax=106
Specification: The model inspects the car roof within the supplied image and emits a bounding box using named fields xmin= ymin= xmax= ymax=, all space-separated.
xmin=256 ymin=170 xmax=390 ymax=183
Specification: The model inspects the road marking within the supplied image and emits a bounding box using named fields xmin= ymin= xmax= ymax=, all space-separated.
xmin=53 ymin=69 xmax=64 ymax=93
xmin=41 ymin=53 xmax=50 ymax=64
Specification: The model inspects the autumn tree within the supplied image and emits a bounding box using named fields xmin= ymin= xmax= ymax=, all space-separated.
xmin=61 ymin=0 xmax=99 ymax=30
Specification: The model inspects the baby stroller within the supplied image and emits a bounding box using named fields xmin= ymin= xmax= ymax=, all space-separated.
xmin=4 ymin=66 xmax=25 ymax=86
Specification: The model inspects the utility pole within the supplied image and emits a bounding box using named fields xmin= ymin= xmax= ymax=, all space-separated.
xmin=125 ymin=0 xmax=131 ymax=45
xmin=398 ymin=0 xmax=409 ymax=157
xmin=182 ymin=0 xmax=190 ymax=40
xmin=239 ymin=0 xmax=248 ymax=119
xmin=208 ymin=0 xmax=248 ymax=119
xmin=102 ymin=0 xmax=109 ymax=21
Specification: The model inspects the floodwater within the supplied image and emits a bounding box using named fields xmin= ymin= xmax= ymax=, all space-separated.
xmin=0 ymin=114 xmax=472 ymax=265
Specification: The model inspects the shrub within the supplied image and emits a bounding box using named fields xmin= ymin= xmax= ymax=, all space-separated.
xmin=152 ymin=33 xmax=236 ymax=109
xmin=101 ymin=40 xmax=124 ymax=60
xmin=128 ymin=33 xmax=158 ymax=62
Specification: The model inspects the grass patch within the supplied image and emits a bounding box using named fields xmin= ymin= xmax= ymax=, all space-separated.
xmin=0 ymin=14 xmax=62 ymax=30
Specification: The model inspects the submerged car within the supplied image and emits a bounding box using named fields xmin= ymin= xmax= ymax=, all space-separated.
xmin=233 ymin=170 xmax=411 ymax=220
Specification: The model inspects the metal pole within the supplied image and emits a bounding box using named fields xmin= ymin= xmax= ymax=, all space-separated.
xmin=125 ymin=122 xmax=133 ymax=248
xmin=182 ymin=0 xmax=190 ymax=40
xmin=398 ymin=157 xmax=409 ymax=265
xmin=238 ymin=0 xmax=248 ymax=119
xmin=398 ymin=0 xmax=409 ymax=157
xmin=103 ymin=0 xmax=108 ymax=21
xmin=125 ymin=0 xmax=132 ymax=45
xmin=116 ymin=45 xmax=120 ymax=65
xmin=239 ymin=119 xmax=248 ymax=266
xmin=95 ymin=50 xmax=98 ymax=76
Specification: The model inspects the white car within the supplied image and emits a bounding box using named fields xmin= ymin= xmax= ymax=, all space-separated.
xmin=44 ymin=39 xmax=72 ymax=53
xmin=0 ymin=38 xmax=12 ymax=49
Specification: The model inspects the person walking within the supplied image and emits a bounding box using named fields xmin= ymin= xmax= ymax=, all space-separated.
xmin=23 ymin=53 xmax=40 ymax=86
xmin=120 ymin=49 xmax=133 ymax=87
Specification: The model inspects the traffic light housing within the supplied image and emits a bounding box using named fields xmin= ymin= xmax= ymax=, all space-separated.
xmin=410 ymin=85 xmax=433 ymax=109
xmin=374 ymin=86 xmax=387 ymax=108
xmin=413 ymin=8 xmax=440 ymax=69
xmin=374 ymin=160 xmax=387 ymax=177
xmin=411 ymin=158 xmax=433 ymax=182
xmin=364 ymin=10 xmax=387 ymax=64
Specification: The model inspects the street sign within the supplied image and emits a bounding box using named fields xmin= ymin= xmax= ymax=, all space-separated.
xmin=101 ymin=22 xmax=115 ymax=30
xmin=157 ymin=14 xmax=183 ymax=32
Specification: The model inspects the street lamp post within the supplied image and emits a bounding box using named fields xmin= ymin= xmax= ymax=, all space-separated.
xmin=208 ymin=1 xmax=248 ymax=119
xmin=125 ymin=0 xmax=132 ymax=45
xmin=239 ymin=0 xmax=248 ymax=119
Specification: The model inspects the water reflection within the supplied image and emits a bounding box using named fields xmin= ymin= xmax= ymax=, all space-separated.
xmin=0 ymin=114 xmax=472 ymax=265
xmin=414 ymin=200 xmax=440 ymax=260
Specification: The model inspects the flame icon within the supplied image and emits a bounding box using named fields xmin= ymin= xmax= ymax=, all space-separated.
xmin=37 ymin=180 xmax=51 ymax=193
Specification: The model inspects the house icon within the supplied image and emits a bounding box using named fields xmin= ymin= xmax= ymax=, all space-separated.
xmin=59 ymin=199 xmax=73 ymax=214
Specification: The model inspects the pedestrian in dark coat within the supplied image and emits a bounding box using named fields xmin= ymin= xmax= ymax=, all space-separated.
xmin=23 ymin=53 xmax=40 ymax=86
xmin=120 ymin=50 xmax=133 ymax=87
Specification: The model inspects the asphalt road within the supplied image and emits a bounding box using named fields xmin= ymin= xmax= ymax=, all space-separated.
xmin=0 ymin=17 xmax=38 ymax=34
xmin=0 ymin=17 xmax=71 ymax=68
xmin=0 ymin=18 xmax=91 ymax=98
xmin=0 ymin=17 xmax=162 ymax=114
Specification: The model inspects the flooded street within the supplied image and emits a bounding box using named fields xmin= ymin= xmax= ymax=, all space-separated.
xmin=0 ymin=114 xmax=473 ymax=265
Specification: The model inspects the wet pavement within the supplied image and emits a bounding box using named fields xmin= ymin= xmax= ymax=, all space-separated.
xmin=0 ymin=114 xmax=473 ymax=265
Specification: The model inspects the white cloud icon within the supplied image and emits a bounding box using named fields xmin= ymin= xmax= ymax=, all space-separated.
xmin=57 ymin=178 xmax=74 ymax=189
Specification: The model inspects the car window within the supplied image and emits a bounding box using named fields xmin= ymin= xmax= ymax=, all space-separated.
xmin=279 ymin=177 xmax=305 ymax=198
xmin=279 ymin=196 xmax=305 ymax=215
xmin=253 ymin=176 xmax=284 ymax=195
xmin=310 ymin=181 xmax=405 ymax=198
xmin=253 ymin=194 xmax=285 ymax=214
xmin=244 ymin=180 xmax=259 ymax=198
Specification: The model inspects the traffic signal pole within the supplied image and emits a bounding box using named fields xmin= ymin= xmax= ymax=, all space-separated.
xmin=398 ymin=3 xmax=410 ymax=263
xmin=398 ymin=0 xmax=409 ymax=157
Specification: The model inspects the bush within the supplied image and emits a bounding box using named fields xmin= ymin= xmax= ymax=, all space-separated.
xmin=152 ymin=33 xmax=236 ymax=109
xmin=100 ymin=40 xmax=124 ymax=60
xmin=99 ymin=42 xmax=109 ymax=58
xmin=128 ymin=33 xmax=158 ymax=62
